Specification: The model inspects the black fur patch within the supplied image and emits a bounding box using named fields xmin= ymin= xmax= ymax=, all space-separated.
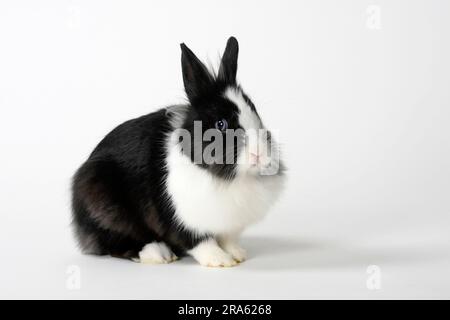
xmin=72 ymin=109 xmax=210 ymax=258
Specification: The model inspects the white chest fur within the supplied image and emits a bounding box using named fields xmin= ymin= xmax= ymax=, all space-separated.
xmin=165 ymin=144 xmax=284 ymax=236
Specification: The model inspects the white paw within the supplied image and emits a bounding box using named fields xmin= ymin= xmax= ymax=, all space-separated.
xmin=189 ymin=239 xmax=238 ymax=268
xmin=201 ymin=250 xmax=237 ymax=268
xmin=223 ymin=244 xmax=247 ymax=263
xmin=137 ymin=242 xmax=178 ymax=264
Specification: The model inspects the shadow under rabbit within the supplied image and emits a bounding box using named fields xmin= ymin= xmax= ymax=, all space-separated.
xmin=240 ymin=235 xmax=450 ymax=271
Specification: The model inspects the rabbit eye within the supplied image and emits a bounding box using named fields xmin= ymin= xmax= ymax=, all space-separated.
xmin=215 ymin=119 xmax=228 ymax=132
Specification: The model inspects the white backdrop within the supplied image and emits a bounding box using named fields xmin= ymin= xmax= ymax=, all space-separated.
xmin=1 ymin=0 xmax=449 ymax=299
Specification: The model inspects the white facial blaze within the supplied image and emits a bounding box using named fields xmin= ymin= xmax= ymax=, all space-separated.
xmin=224 ymin=87 xmax=261 ymax=132
xmin=224 ymin=87 xmax=274 ymax=174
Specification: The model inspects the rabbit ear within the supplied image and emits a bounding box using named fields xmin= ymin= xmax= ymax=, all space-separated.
xmin=218 ymin=37 xmax=239 ymax=84
xmin=180 ymin=43 xmax=214 ymax=102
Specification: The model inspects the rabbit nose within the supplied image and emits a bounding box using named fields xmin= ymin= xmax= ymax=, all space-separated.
xmin=249 ymin=152 xmax=260 ymax=165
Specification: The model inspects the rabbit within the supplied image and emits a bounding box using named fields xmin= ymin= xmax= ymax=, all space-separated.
xmin=71 ymin=37 xmax=285 ymax=267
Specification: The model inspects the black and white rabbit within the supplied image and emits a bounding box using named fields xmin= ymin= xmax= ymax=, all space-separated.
xmin=72 ymin=37 xmax=285 ymax=267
